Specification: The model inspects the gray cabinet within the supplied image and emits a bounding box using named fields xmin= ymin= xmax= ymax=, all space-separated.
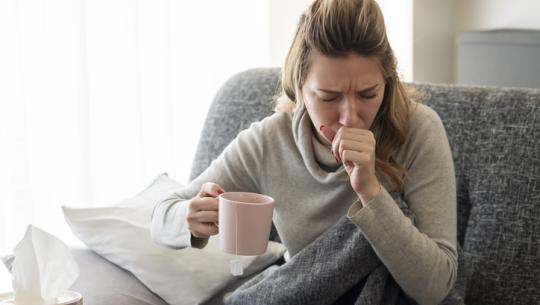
xmin=458 ymin=30 xmax=540 ymax=89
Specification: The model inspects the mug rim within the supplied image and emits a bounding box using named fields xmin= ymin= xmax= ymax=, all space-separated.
xmin=219 ymin=192 xmax=274 ymax=205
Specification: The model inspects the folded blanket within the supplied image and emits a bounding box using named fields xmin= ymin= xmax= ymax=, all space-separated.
xmin=223 ymin=192 xmax=466 ymax=305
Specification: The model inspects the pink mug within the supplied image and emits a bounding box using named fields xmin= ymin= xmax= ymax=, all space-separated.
xmin=218 ymin=192 xmax=274 ymax=256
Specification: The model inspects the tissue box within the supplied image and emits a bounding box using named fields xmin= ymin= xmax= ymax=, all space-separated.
xmin=0 ymin=291 xmax=82 ymax=305
xmin=1 ymin=255 xmax=82 ymax=305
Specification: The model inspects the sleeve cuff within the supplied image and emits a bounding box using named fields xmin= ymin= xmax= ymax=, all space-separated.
xmin=346 ymin=186 xmax=409 ymax=242
xmin=151 ymin=199 xmax=201 ymax=249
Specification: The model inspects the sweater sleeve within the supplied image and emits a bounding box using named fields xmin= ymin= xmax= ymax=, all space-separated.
xmin=150 ymin=118 xmax=268 ymax=249
xmin=347 ymin=107 xmax=458 ymax=305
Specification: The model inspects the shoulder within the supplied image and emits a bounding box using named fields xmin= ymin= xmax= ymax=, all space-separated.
xmin=235 ymin=111 xmax=293 ymax=148
xmin=243 ymin=111 xmax=293 ymax=138
xmin=262 ymin=111 xmax=293 ymax=129
xmin=398 ymin=103 xmax=451 ymax=167
xmin=408 ymin=102 xmax=444 ymax=132
xmin=405 ymin=102 xmax=448 ymax=145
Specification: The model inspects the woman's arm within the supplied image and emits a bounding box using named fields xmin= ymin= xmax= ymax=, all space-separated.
xmin=348 ymin=106 xmax=458 ymax=305
xmin=150 ymin=119 xmax=267 ymax=249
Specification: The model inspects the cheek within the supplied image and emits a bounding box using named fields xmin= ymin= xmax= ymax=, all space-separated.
xmin=366 ymin=99 xmax=384 ymax=125
xmin=307 ymin=103 xmax=337 ymax=127
xmin=303 ymin=93 xmax=324 ymax=122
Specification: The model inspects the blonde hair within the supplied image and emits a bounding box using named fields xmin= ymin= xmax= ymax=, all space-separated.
xmin=275 ymin=0 xmax=414 ymax=192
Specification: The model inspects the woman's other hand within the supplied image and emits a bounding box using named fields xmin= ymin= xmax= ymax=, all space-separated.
xmin=186 ymin=182 xmax=224 ymax=238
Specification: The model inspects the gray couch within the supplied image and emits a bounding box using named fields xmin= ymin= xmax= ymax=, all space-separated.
xmin=188 ymin=68 xmax=540 ymax=305
xmin=5 ymin=68 xmax=539 ymax=305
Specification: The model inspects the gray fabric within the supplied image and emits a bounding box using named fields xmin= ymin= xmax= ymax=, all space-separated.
xmin=191 ymin=68 xmax=540 ymax=305
xmin=203 ymin=271 xmax=266 ymax=305
xmin=416 ymin=84 xmax=540 ymax=305
xmin=190 ymin=68 xmax=279 ymax=181
xmin=222 ymin=192 xmax=463 ymax=305
xmin=223 ymin=216 xmax=410 ymax=304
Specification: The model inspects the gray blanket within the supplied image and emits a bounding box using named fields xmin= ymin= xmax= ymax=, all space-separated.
xmin=223 ymin=192 xmax=467 ymax=305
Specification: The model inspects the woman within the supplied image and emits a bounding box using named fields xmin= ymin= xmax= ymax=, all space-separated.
xmin=151 ymin=0 xmax=457 ymax=304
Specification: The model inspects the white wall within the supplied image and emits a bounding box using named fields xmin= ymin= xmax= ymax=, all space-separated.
xmin=413 ymin=0 xmax=457 ymax=84
xmin=377 ymin=0 xmax=413 ymax=81
xmin=457 ymin=0 xmax=540 ymax=31
xmin=267 ymin=0 xmax=540 ymax=85
xmin=268 ymin=0 xmax=312 ymax=67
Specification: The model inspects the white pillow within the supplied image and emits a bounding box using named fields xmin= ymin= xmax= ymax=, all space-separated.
xmin=62 ymin=173 xmax=285 ymax=305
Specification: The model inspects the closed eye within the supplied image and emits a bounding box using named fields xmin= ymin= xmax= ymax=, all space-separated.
xmin=357 ymin=91 xmax=377 ymax=100
xmin=321 ymin=96 xmax=338 ymax=102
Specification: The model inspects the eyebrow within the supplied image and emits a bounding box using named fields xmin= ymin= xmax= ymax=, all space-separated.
xmin=317 ymin=84 xmax=379 ymax=94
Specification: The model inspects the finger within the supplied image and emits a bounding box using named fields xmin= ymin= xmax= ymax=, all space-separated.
xmin=198 ymin=182 xmax=225 ymax=198
xmin=190 ymin=197 xmax=219 ymax=212
xmin=191 ymin=211 xmax=219 ymax=223
xmin=338 ymin=140 xmax=374 ymax=159
xmin=332 ymin=127 xmax=345 ymax=162
xmin=341 ymin=150 xmax=371 ymax=167
xmin=338 ymin=128 xmax=375 ymax=144
xmin=333 ymin=128 xmax=375 ymax=161
xmin=192 ymin=223 xmax=219 ymax=238
xmin=319 ymin=125 xmax=336 ymax=145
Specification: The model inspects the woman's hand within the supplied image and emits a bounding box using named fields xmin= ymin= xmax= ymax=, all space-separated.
xmin=321 ymin=126 xmax=381 ymax=205
xmin=186 ymin=182 xmax=224 ymax=238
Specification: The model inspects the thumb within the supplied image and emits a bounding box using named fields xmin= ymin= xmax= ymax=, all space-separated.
xmin=198 ymin=182 xmax=225 ymax=198
xmin=319 ymin=125 xmax=336 ymax=145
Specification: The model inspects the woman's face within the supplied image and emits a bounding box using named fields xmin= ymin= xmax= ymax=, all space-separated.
xmin=302 ymin=51 xmax=386 ymax=145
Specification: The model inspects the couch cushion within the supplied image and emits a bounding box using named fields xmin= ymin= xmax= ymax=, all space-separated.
xmin=418 ymin=83 xmax=540 ymax=305
xmin=71 ymin=247 xmax=169 ymax=305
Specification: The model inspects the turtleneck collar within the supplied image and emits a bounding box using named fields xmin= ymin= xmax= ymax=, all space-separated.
xmin=291 ymin=105 xmax=350 ymax=184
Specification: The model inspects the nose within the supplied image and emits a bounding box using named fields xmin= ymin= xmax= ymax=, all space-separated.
xmin=338 ymin=96 xmax=361 ymax=127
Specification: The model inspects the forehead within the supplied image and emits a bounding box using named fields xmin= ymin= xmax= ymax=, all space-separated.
xmin=305 ymin=51 xmax=384 ymax=89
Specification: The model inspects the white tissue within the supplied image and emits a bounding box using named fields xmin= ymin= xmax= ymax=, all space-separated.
xmin=0 ymin=259 xmax=11 ymax=294
xmin=11 ymin=225 xmax=79 ymax=305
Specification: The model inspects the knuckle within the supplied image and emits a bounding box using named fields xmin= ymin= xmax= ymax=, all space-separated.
xmin=204 ymin=225 xmax=213 ymax=234
xmin=201 ymin=182 xmax=210 ymax=192
xmin=362 ymin=153 xmax=370 ymax=163
xmin=187 ymin=199 xmax=199 ymax=211
xmin=186 ymin=212 xmax=196 ymax=222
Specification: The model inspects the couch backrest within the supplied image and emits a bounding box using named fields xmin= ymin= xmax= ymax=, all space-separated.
xmin=190 ymin=68 xmax=279 ymax=181
xmin=417 ymin=83 xmax=540 ymax=305
xmin=190 ymin=68 xmax=540 ymax=305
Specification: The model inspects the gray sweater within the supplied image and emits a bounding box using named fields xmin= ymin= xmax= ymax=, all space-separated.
xmin=151 ymin=103 xmax=457 ymax=305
